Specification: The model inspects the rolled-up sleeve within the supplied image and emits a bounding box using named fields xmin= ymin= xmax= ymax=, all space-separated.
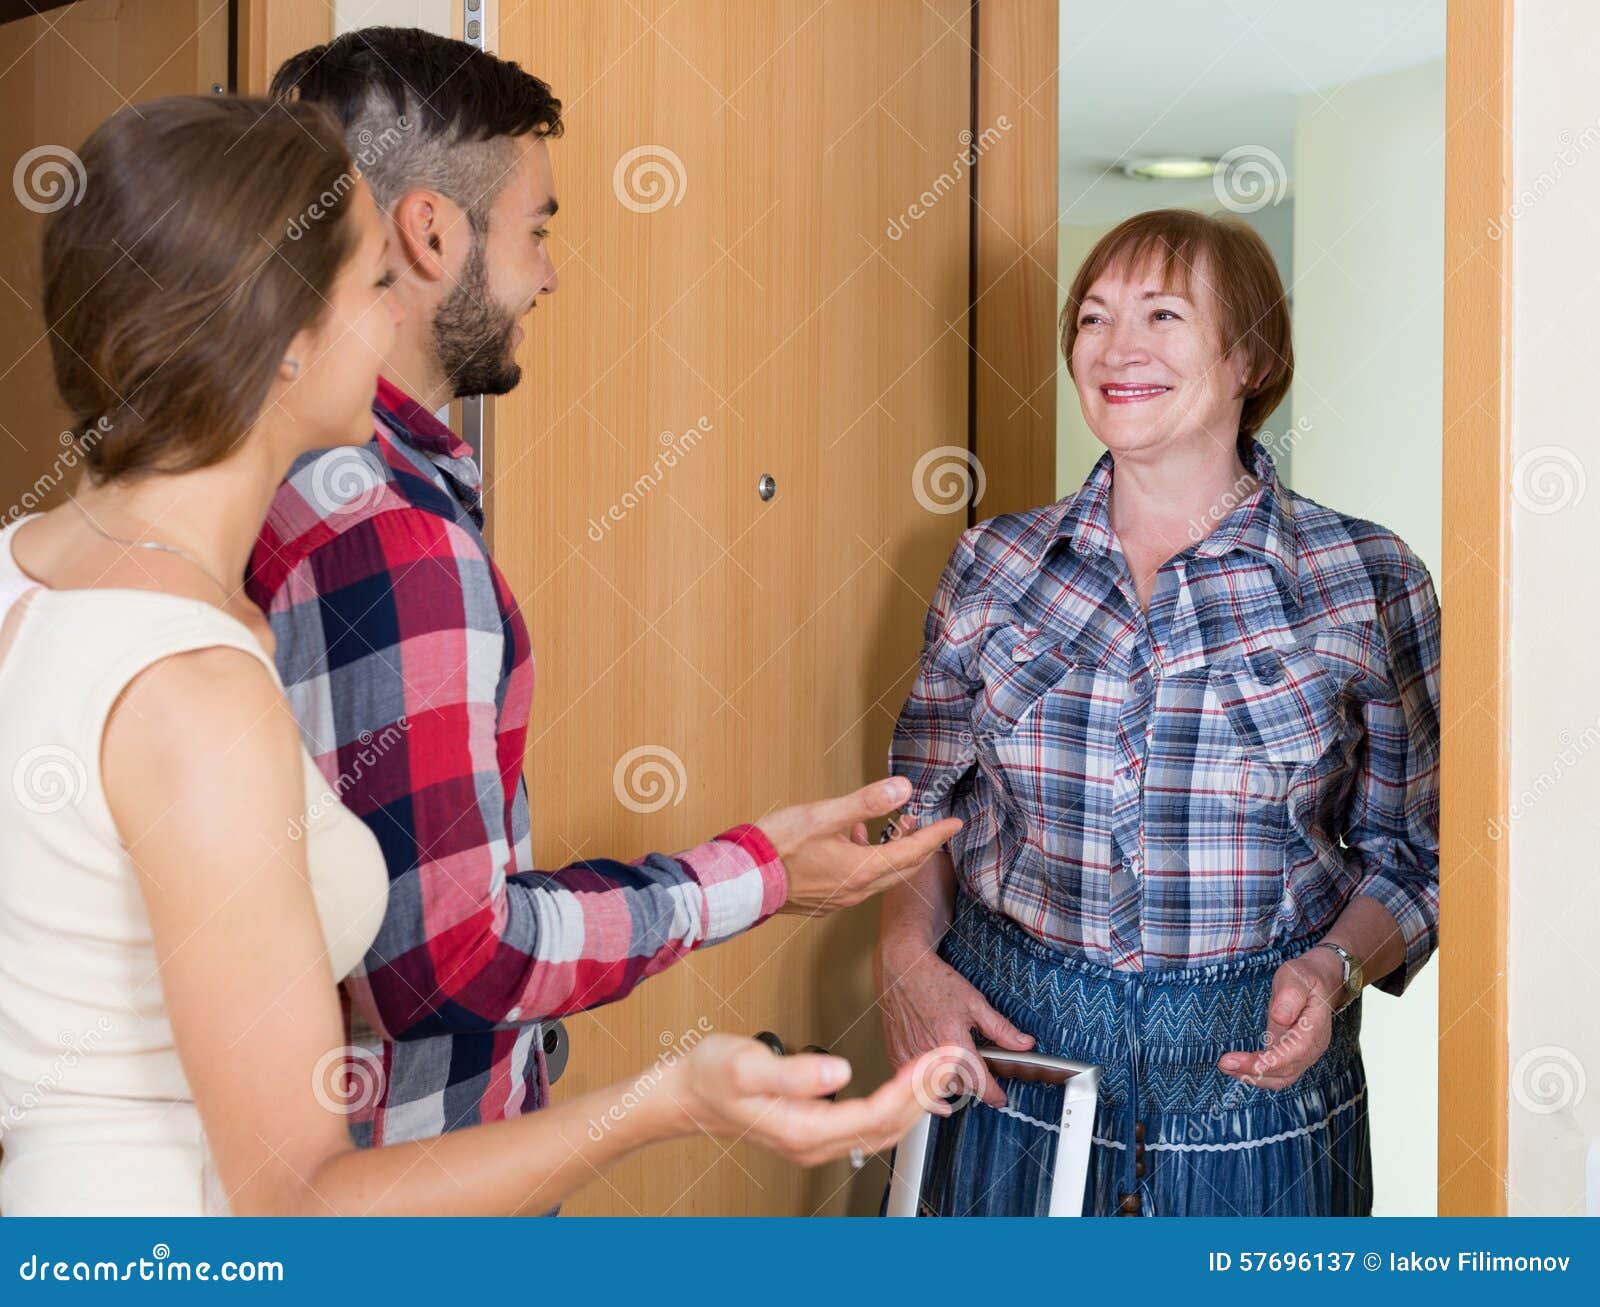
xmin=1344 ymin=559 xmax=1442 ymax=997
xmin=258 ymin=507 xmax=788 ymax=1038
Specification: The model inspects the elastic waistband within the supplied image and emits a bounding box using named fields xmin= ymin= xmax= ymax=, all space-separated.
xmin=939 ymin=888 xmax=1359 ymax=1075
xmin=947 ymin=885 xmax=1317 ymax=985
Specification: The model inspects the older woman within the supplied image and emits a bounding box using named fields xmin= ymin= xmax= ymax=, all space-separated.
xmin=875 ymin=208 xmax=1440 ymax=1217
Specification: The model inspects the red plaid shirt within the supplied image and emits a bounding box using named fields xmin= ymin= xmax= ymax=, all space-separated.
xmin=248 ymin=377 xmax=787 ymax=1146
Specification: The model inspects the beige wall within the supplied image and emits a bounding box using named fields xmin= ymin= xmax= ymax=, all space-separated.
xmin=1056 ymin=221 xmax=1115 ymax=494
xmin=335 ymin=0 xmax=452 ymax=36
xmin=1291 ymin=62 xmax=1445 ymax=581
xmin=1505 ymin=0 xmax=1600 ymax=1218
xmin=1290 ymin=59 xmax=1445 ymax=1216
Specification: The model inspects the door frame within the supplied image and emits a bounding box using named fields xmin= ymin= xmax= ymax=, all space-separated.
xmin=977 ymin=0 xmax=1516 ymax=1216
xmin=1437 ymin=0 xmax=1513 ymax=1217
xmin=238 ymin=0 xmax=1517 ymax=1216
xmin=233 ymin=0 xmax=333 ymax=95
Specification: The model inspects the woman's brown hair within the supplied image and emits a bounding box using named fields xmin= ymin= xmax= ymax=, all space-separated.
xmin=42 ymin=95 xmax=361 ymax=482
xmin=1059 ymin=208 xmax=1293 ymax=466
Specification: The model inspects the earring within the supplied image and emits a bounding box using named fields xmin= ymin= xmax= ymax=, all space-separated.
xmin=284 ymin=358 xmax=301 ymax=378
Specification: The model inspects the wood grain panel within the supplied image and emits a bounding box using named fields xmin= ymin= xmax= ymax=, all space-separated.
xmin=0 ymin=0 xmax=230 ymax=519
xmin=972 ymin=0 xmax=1057 ymax=520
xmin=236 ymin=0 xmax=331 ymax=95
xmin=493 ymin=0 xmax=973 ymax=1216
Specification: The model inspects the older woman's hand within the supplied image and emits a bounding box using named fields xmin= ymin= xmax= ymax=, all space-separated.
xmin=874 ymin=932 xmax=1034 ymax=1109
xmin=865 ymin=821 xmax=1033 ymax=1109
xmin=1217 ymin=947 xmax=1347 ymax=1089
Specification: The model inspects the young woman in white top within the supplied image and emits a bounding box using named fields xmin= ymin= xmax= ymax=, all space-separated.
xmin=0 ymin=95 xmax=960 ymax=1216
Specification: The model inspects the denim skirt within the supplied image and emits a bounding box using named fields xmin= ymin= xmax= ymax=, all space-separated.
xmin=898 ymin=890 xmax=1372 ymax=1217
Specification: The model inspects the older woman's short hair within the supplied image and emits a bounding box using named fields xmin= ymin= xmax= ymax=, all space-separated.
xmin=1060 ymin=208 xmax=1294 ymax=465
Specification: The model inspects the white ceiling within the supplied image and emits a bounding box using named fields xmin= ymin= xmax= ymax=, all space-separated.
xmin=1058 ymin=0 xmax=1445 ymax=225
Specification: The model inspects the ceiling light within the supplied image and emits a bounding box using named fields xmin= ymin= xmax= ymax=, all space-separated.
xmin=1120 ymin=156 xmax=1219 ymax=181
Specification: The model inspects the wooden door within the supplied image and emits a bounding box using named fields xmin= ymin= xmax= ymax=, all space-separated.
xmin=493 ymin=0 xmax=975 ymax=1215
xmin=0 ymin=0 xmax=236 ymax=515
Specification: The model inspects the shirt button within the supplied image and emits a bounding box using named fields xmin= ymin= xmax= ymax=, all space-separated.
xmin=1248 ymin=652 xmax=1283 ymax=684
xmin=507 ymin=1006 xmax=522 ymax=1021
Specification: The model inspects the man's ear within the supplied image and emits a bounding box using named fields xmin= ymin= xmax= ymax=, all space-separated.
xmin=389 ymin=190 xmax=456 ymax=283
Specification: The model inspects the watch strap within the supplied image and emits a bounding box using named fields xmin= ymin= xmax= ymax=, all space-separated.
xmin=1316 ymin=941 xmax=1361 ymax=1011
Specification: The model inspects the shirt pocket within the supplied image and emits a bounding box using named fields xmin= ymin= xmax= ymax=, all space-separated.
xmin=971 ymin=624 xmax=1077 ymax=740
xmin=1206 ymin=646 xmax=1345 ymax=923
xmin=1208 ymin=643 xmax=1343 ymax=765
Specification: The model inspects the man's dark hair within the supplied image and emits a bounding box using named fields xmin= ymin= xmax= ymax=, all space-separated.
xmin=270 ymin=26 xmax=563 ymax=232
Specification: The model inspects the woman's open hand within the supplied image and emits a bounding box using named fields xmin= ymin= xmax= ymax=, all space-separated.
xmin=759 ymin=778 xmax=963 ymax=917
xmin=659 ymin=1033 xmax=965 ymax=1168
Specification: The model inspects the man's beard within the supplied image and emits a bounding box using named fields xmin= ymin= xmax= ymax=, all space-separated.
xmin=433 ymin=236 xmax=523 ymax=399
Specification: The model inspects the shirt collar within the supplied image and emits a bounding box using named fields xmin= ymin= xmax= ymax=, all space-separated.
xmin=372 ymin=375 xmax=484 ymax=506
xmin=1053 ymin=449 xmax=1117 ymax=562
xmin=1046 ymin=439 xmax=1300 ymax=596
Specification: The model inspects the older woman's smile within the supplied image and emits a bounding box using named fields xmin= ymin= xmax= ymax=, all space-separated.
xmin=1099 ymin=383 xmax=1172 ymax=404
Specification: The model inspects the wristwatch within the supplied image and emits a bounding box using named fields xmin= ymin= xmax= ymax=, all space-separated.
xmin=1315 ymin=941 xmax=1363 ymax=1012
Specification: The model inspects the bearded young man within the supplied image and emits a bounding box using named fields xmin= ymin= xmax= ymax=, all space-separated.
xmin=247 ymin=26 xmax=956 ymax=1153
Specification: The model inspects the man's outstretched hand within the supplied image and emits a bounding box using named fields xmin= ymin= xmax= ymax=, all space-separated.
xmin=758 ymin=777 xmax=961 ymax=916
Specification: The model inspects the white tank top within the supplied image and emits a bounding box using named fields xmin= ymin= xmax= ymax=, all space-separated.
xmin=0 ymin=514 xmax=388 ymax=1215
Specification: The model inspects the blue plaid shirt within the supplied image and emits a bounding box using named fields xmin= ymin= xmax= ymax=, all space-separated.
xmin=889 ymin=443 xmax=1440 ymax=994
